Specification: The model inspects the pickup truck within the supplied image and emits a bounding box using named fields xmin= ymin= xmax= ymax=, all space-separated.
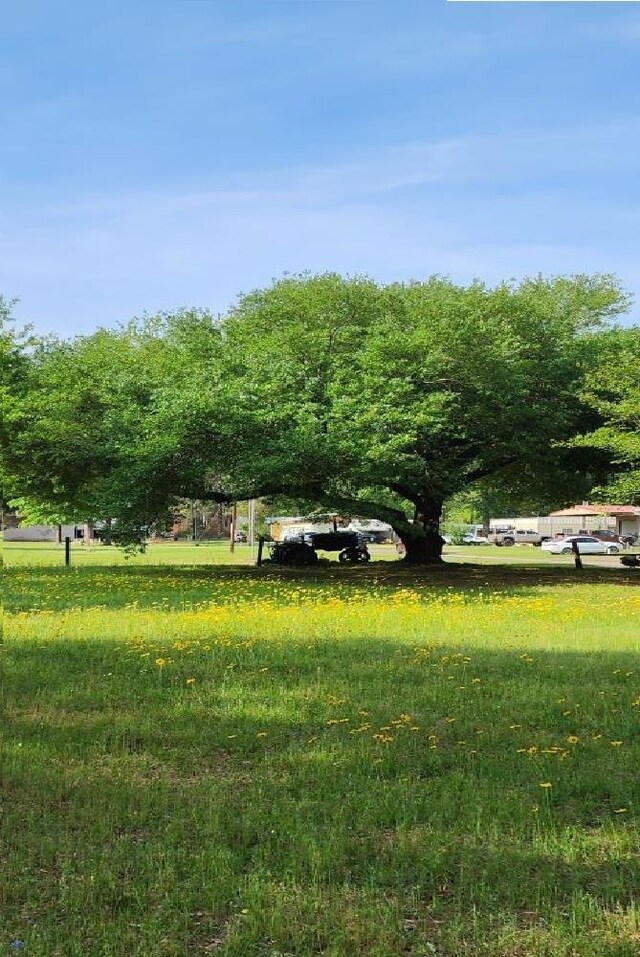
xmin=488 ymin=528 xmax=549 ymax=547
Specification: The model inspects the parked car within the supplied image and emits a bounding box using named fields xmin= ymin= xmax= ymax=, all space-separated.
xmin=594 ymin=531 xmax=637 ymax=547
xmin=488 ymin=528 xmax=548 ymax=547
xmin=356 ymin=530 xmax=388 ymax=544
xmin=541 ymin=535 xmax=621 ymax=555
xmin=462 ymin=534 xmax=491 ymax=545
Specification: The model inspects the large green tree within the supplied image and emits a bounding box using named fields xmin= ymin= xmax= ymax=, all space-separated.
xmin=1 ymin=298 xmax=37 ymax=509
xmin=2 ymin=275 xmax=630 ymax=561
xmin=212 ymin=273 xmax=626 ymax=561
xmin=1 ymin=308 xmax=230 ymax=545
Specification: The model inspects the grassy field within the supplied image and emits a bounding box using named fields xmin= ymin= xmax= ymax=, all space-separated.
xmin=3 ymin=554 xmax=640 ymax=956
xmin=2 ymin=540 xmax=260 ymax=567
xmin=1 ymin=539 xmax=617 ymax=569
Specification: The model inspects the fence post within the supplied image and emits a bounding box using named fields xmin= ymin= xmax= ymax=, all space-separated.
xmin=65 ymin=536 xmax=71 ymax=567
xmin=571 ymin=539 xmax=583 ymax=570
xmin=257 ymin=535 xmax=264 ymax=567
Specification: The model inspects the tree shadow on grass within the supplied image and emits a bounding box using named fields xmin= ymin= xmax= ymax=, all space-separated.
xmin=5 ymin=634 xmax=640 ymax=956
xmin=4 ymin=560 xmax=639 ymax=613
xmin=6 ymin=635 xmax=639 ymax=815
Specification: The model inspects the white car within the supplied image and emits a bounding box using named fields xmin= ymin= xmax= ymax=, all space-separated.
xmin=541 ymin=535 xmax=621 ymax=555
xmin=462 ymin=534 xmax=491 ymax=545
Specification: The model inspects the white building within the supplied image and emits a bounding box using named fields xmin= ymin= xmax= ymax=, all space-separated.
xmin=3 ymin=523 xmax=90 ymax=542
xmin=490 ymin=503 xmax=640 ymax=539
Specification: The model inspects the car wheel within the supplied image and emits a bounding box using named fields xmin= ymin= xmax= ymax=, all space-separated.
xmin=606 ymin=545 xmax=620 ymax=555
xmin=502 ymin=538 xmax=515 ymax=547
xmin=561 ymin=547 xmax=573 ymax=555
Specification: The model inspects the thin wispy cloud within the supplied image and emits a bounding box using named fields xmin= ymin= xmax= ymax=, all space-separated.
xmin=19 ymin=117 xmax=630 ymax=211
xmin=3 ymin=118 xmax=638 ymax=333
xmin=577 ymin=17 xmax=640 ymax=43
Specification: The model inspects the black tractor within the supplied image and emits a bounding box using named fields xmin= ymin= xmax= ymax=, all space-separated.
xmin=268 ymin=530 xmax=370 ymax=566
xmin=620 ymin=553 xmax=640 ymax=568
xmin=267 ymin=539 xmax=319 ymax=566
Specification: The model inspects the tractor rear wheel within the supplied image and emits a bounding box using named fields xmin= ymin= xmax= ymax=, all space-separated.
xmin=271 ymin=542 xmax=318 ymax=566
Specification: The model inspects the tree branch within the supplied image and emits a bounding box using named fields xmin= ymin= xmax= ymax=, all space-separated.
xmin=463 ymin=456 xmax=518 ymax=485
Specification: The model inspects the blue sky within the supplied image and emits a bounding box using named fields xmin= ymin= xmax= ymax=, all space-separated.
xmin=2 ymin=0 xmax=639 ymax=336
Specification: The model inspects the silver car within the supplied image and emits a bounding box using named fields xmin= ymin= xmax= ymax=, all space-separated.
xmin=541 ymin=535 xmax=621 ymax=555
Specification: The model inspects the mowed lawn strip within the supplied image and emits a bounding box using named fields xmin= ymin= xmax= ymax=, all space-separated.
xmin=4 ymin=562 xmax=640 ymax=957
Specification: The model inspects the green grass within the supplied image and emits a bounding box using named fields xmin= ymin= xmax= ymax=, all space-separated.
xmin=3 ymin=558 xmax=640 ymax=956
xmin=1 ymin=539 xmax=611 ymax=569
xmin=2 ymin=540 xmax=258 ymax=567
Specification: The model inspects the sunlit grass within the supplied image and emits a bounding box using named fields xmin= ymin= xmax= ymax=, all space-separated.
xmin=2 ymin=540 xmax=255 ymax=566
xmin=4 ymin=562 xmax=640 ymax=956
xmin=2 ymin=539 xmax=597 ymax=569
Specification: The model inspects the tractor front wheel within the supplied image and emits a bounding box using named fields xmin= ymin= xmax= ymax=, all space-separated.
xmin=339 ymin=546 xmax=370 ymax=564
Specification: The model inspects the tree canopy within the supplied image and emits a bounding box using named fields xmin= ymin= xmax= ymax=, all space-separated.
xmin=1 ymin=274 xmax=632 ymax=561
xmin=1 ymin=308 xmax=230 ymax=545
xmin=213 ymin=273 xmax=628 ymax=559
xmin=575 ymin=326 xmax=640 ymax=504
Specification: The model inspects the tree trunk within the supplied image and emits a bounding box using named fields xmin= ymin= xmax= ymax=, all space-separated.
xmin=401 ymin=528 xmax=444 ymax=563
xmin=398 ymin=498 xmax=445 ymax=564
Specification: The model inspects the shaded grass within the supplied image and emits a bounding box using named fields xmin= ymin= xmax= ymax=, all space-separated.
xmin=4 ymin=558 xmax=639 ymax=615
xmin=3 ymin=563 xmax=640 ymax=956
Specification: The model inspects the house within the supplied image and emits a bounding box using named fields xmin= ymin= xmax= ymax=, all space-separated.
xmin=489 ymin=503 xmax=640 ymax=540
xmin=3 ymin=523 xmax=92 ymax=542
xmin=547 ymin=503 xmax=640 ymax=539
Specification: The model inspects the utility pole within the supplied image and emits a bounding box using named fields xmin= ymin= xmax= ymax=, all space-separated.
xmin=248 ymin=499 xmax=256 ymax=557
xmin=229 ymin=504 xmax=237 ymax=553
